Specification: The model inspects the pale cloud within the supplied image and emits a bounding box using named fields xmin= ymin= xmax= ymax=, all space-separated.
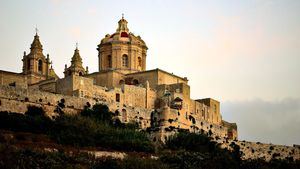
xmin=222 ymin=98 xmax=300 ymax=146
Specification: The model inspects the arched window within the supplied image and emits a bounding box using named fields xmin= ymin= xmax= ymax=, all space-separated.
xmin=122 ymin=54 xmax=128 ymax=67
xmin=38 ymin=60 xmax=43 ymax=73
xmin=108 ymin=55 xmax=112 ymax=68
xmin=119 ymin=80 xmax=125 ymax=85
xmin=79 ymin=72 xmax=83 ymax=76
xmin=132 ymin=79 xmax=139 ymax=85
xmin=138 ymin=57 xmax=142 ymax=67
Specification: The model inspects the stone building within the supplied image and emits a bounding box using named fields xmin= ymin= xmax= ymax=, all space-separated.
xmin=0 ymin=16 xmax=238 ymax=141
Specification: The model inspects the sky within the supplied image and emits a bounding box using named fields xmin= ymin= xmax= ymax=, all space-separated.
xmin=0 ymin=0 xmax=299 ymax=145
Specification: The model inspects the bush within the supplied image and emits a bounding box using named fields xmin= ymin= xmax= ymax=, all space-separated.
xmin=49 ymin=115 xmax=99 ymax=147
xmin=164 ymin=132 xmax=240 ymax=169
xmin=0 ymin=144 xmax=92 ymax=169
xmin=0 ymin=104 xmax=154 ymax=153
xmin=81 ymin=104 xmax=112 ymax=123
xmin=165 ymin=132 xmax=215 ymax=153
xmin=0 ymin=111 xmax=52 ymax=134
xmin=25 ymin=105 xmax=46 ymax=116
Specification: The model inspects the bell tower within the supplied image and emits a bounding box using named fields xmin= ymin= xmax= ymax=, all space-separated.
xmin=22 ymin=30 xmax=51 ymax=84
xmin=97 ymin=15 xmax=148 ymax=74
xmin=64 ymin=44 xmax=87 ymax=77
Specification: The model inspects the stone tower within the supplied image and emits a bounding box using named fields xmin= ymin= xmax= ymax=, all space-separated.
xmin=97 ymin=15 xmax=148 ymax=74
xmin=22 ymin=32 xmax=51 ymax=84
xmin=64 ymin=45 xmax=87 ymax=77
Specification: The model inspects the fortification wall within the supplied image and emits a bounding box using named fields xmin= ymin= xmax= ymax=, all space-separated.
xmin=216 ymin=139 xmax=300 ymax=161
xmin=0 ymin=71 xmax=27 ymax=88
xmin=0 ymin=85 xmax=96 ymax=116
xmin=123 ymin=85 xmax=146 ymax=108
xmin=0 ymin=85 xmax=153 ymax=129
xmin=158 ymin=108 xmax=228 ymax=140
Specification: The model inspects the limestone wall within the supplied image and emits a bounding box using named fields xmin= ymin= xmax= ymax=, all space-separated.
xmin=123 ymin=84 xmax=146 ymax=108
xmin=126 ymin=70 xmax=158 ymax=89
xmin=86 ymin=71 xmax=125 ymax=89
xmin=216 ymin=139 xmax=300 ymax=161
xmin=0 ymin=71 xmax=27 ymax=88
xmin=157 ymin=70 xmax=188 ymax=86
xmin=0 ymin=85 xmax=153 ymax=129
xmin=157 ymin=107 xmax=228 ymax=140
xmin=0 ymin=85 xmax=96 ymax=115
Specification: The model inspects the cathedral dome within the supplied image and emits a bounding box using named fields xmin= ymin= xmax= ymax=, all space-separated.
xmin=97 ymin=15 xmax=148 ymax=74
xmin=100 ymin=16 xmax=147 ymax=49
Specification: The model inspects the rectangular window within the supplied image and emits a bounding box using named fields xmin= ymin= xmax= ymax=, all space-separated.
xmin=116 ymin=93 xmax=120 ymax=102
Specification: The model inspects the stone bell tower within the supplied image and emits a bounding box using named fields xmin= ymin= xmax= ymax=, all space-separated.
xmin=22 ymin=31 xmax=51 ymax=84
xmin=64 ymin=44 xmax=88 ymax=77
xmin=97 ymin=15 xmax=148 ymax=74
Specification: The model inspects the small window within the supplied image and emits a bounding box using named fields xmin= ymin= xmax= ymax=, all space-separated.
xmin=79 ymin=72 xmax=83 ymax=76
xmin=132 ymin=79 xmax=139 ymax=85
xmin=108 ymin=55 xmax=112 ymax=68
xmin=9 ymin=82 xmax=16 ymax=87
xmin=122 ymin=109 xmax=127 ymax=122
xmin=115 ymin=110 xmax=120 ymax=116
xmin=119 ymin=80 xmax=125 ymax=85
xmin=27 ymin=60 xmax=31 ymax=71
xmin=122 ymin=54 xmax=128 ymax=67
xmin=138 ymin=57 xmax=142 ymax=67
xmin=38 ymin=59 xmax=43 ymax=73
xmin=116 ymin=93 xmax=120 ymax=102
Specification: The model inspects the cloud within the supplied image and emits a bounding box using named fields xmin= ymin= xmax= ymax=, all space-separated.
xmin=222 ymin=98 xmax=300 ymax=146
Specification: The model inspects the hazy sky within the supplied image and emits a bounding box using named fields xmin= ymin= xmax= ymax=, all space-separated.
xmin=0 ymin=0 xmax=299 ymax=145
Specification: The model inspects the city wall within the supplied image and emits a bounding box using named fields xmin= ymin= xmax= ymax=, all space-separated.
xmin=216 ymin=138 xmax=300 ymax=161
xmin=0 ymin=85 xmax=299 ymax=161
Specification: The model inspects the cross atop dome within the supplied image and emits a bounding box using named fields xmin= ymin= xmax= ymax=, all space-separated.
xmin=35 ymin=26 xmax=38 ymax=35
xmin=116 ymin=14 xmax=129 ymax=33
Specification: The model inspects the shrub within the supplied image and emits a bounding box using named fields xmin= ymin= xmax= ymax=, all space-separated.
xmin=81 ymin=104 xmax=112 ymax=123
xmin=0 ymin=111 xmax=52 ymax=134
xmin=165 ymin=132 xmax=216 ymax=153
xmin=25 ymin=105 xmax=45 ymax=117
xmin=49 ymin=115 xmax=98 ymax=147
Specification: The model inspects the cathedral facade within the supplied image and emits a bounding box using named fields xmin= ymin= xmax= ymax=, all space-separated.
xmin=0 ymin=17 xmax=237 ymax=141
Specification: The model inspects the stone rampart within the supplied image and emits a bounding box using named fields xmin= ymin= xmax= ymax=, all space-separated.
xmin=215 ymin=139 xmax=300 ymax=161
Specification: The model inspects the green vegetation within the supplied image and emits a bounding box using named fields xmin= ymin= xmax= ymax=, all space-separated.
xmin=0 ymin=104 xmax=154 ymax=152
xmin=162 ymin=132 xmax=240 ymax=169
xmin=0 ymin=144 xmax=168 ymax=169
xmin=0 ymin=105 xmax=299 ymax=169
